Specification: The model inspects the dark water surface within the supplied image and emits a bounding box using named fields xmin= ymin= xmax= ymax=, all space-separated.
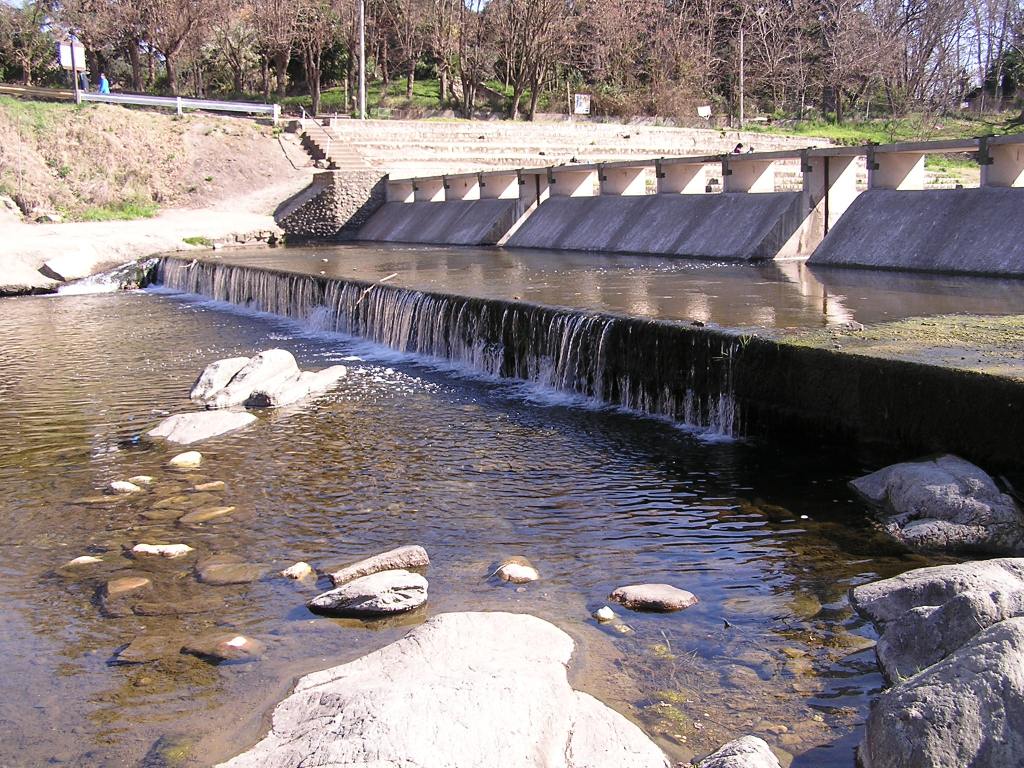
xmin=202 ymin=243 xmax=1024 ymax=331
xmin=0 ymin=285 xmax=950 ymax=767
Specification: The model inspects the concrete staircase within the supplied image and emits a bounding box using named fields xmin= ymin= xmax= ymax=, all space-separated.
xmin=298 ymin=120 xmax=371 ymax=172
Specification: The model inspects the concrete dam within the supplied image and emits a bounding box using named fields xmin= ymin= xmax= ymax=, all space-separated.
xmin=305 ymin=134 xmax=1024 ymax=276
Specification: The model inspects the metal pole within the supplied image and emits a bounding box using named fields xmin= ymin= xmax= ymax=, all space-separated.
xmin=738 ymin=22 xmax=744 ymax=129
xmin=358 ymin=0 xmax=366 ymax=120
xmin=70 ymin=36 xmax=80 ymax=104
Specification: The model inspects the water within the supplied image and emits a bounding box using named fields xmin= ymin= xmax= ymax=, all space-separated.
xmin=0 ymin=282 xmax=951 ymax=767
xmin=197 ymin=243 xmax=1024 ymax=331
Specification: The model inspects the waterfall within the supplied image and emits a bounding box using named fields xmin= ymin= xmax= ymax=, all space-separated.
xmin=157 ymin=258 xmax=741 ymax=436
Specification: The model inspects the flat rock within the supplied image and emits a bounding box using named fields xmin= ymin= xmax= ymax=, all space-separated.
xmin=308 ymin=569 xmax=427 ymax=617
xmin=203 ymin=349 xmax=300 ymax=409
xmin=859 ymin=616 xmax=1024 ymax=768
xmin=246 ymin=365 xmax=348 ymax=408
xmin=610 ymin=584 xmax=700 ymax=612
xmin=215 ymin=612 xmax=668 ymax=768
xmin=329 ymin=545 xmax=430 ymax=586
xmin=179 ymin=505 xmax=236 ymax=525
xmin=190 ymin=357 xmax=251 ymax=402
xmin=64 ymin=555 xmax=103 ymax=567
xmin=494 ymin=556 xmax=540 ymax=584
xmin=196 ymin=555 xmax=263 ymax=585
xmin=152 ymin=494 xmax=191 ymax=510
xmin=148 ymin=411 xmax=257 ymax=446
xmin=106 ymin=576 xmax=152 ymax=597
xmin=193 ymin=481 xmax=226 ymax=492
xmin=182 ymin=633 xmax=265 ymax=663
xmin=169 ymin=451 xmax=203 ymax=469
xmin=132 ymin=543 xmax=195 ymax=559
xmin=114 ymin=635 xmax=182 ymax=664
xmin=698 ymin=736 xmax=782 ymax=768
xmin=851 ymin=454 xmax=1024 ymax=555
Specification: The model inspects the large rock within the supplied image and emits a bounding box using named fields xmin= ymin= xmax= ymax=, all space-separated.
xmin=858 ymin=617 xmax=1024 ymax=768
xmin=851 ymin=455 xmax=1024 ymax=555
xmin=329 ymin=545 xmax=430 ymax=586
xmin=190 ymin=357 xmax=251 ymax=402
xmin=851 ymin=558 xmax=1024 ymax=682
xmin=148 ymin=411 xmax=257 ymax=445
xmin=308 ymin=569 xmax=427 ymax=617
xmin=246 ymin=365 xmax=348 ymax=408
xmin=203 ymin=349 xmax=301 ymax=409
xmin=610 ymin=584 xmax=699 ymax=612
xmin=698 ymin=736 xmax=781 ymax=768
xmin=215 ymin=612 xmax=668 ymax=768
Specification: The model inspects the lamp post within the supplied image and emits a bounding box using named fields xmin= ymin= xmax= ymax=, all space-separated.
xmin=358 ymin=0 xmax=366 ymax=120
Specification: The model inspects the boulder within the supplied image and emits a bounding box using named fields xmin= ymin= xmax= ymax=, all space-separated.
xmin=329 ymin=545 xmax=430 ymax=586
xmin=148 ymin=411 xmax=257 ymax=445
xmin=308 ymin=569 xmax=427 ymax=617
xmin=109 ymin=480 xmax=144 ymax=494
xmin=610 ymin=584 xmax=699 ymax=613
xmin=190 ymin=357 xmax=251 ymax=402
xmin=851 ymin=558 xmax=1024 ymax=683
xmin=858 ymin=617 xmax=1024 ymax=768
xmin=128 ymin=475 xmax=155 ymax=485
xmin=215 ymin=612 xmax=668 ymax=768
xmin=281 ymin=562 xmax=315 ymax=580
xmin=203 ymin=349 xmax=301 ymax=409
xmin=182 ymin=633 xmax=265 ymax=663
xmin=850 ymin=455 xmax=1024 ymax=555
xmin=132 ymin=543 xmax=195 ymax=559
xmin=493 ymin=556 xmax=540 ymax=584
xmin=0 ymin=194 xmax=23 ymax=224
xmin=698 ymin=736 xmax=781 ymax=768
xmin=169 ymin=451 xmax=203 ymax=469
xmin=246 ymin=366 xmax=348 ymax=408
xmin=593 ymin=606 xmax=616 ymax=622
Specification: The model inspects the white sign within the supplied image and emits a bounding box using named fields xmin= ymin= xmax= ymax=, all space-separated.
xmin=697 ymin=105 xmax=712 ymax=119
xmin=58 ymin=41 xmax=86 ymax=71
xmin=573 ymin=94 xmax=591 ymax=115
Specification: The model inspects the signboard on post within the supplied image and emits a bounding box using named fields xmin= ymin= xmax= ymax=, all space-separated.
xmin=573 ymin=93 xmax=591 ymax=116
xmin=58 ymin=41 xmax=86 ymax=71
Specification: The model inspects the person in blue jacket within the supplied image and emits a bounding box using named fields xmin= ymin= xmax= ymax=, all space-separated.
xmin=98 ymin=72 xmax=110 ymax=94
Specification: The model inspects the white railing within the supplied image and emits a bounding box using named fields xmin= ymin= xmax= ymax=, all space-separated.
xmin=78 ymin=92 xmax=281 ymax=124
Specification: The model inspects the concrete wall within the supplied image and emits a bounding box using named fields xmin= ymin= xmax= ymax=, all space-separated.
xmin=809 ymin=188 xmax=1024 ymax=276
xmin=357 ymin=200 xmax=520 ymax=246
xmin=505 ymin=193 xmax=807 ymax=260
xmin=276 ymin=170 xmax=387 ymax=240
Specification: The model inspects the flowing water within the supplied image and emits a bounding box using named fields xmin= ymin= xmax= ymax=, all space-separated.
xmin=0 ymin=248 xmax=973 ymax=768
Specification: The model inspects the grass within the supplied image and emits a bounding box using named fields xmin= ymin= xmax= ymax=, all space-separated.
xmin=76 ymin=198 xmax=159 ymax=222
xmin=183 ymin=235 xmax=213 ymax=247
xmin=743 ymin=113 xmax=1024 ymax=146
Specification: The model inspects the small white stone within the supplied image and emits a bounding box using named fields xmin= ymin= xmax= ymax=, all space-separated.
xmin=110 ymin=480 xmax=143 ymax=494
xmin=65 ymin=555 xmax=103 ymax=566
xmin=226 ymin=635 xmax=249 ymax=648
xmin=494 ymin=557 xmax=540 ymax=584
xmin=132 ymin=543 xmax=195 ymax=558
xmin=169 ymin=451 xmax=203 ymax=469
xmin=281 ymin=562 xmax=315 ymax=580
xmin=128 ymin=475 xmax=155 ymax=485
xmin=593 ymin=606 xmax=616 ymax=622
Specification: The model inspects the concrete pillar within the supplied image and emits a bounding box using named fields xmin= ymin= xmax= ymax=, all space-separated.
xmin=723 ymin=157 xmax=775 ymax=193
xmin=444 ymin=174 xmax=480 ymax=201
xmin=868 ymin=150 xmax=925 ymax=190
xmin=519 ymin=171 xmax=549 ymax=209
xmin=413 ymin=177 xmax=445 ymax=202
xmin=548 ymin=168 xmax=598 ymax=197
xmin=479 ymin=172 xmax=520 ymax=200
xmin=656 ymin=161 xmax=708 ymax=194
xmin=802 ymin=153 xmax=860 ymax=247
xmin=386 ymin=180 xmax=415 ymax=203
xmin=982 ymin=142 xmax=1024 ymax=188
xmin=599 ymin=165 xmax=648 ymax=196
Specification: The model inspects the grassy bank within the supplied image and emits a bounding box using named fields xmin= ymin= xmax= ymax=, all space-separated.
xmin=743 ymin=113 xmax=1023 ymax=146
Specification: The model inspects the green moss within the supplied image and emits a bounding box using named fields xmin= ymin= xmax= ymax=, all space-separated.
xmin=183 ymin=236 xmax=213 ymax=247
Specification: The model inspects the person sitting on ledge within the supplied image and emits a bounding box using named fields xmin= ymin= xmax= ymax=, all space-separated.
xmin=732 ymin=142 xmax=744 ymax=154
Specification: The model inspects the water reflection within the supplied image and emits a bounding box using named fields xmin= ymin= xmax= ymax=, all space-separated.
xmin=0 ymin=290 xmax=951 ymax=767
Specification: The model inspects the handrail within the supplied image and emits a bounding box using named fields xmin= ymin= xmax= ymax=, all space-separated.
xmin=78 ymin=91 xmax=280 ymax=124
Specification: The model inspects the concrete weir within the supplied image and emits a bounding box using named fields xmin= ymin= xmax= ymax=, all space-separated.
xmin=505 ymin=193 xmax=806 ymax=260
xmin=809 ymin=187 xmax=1024 ymax=276
xmin=357 ymin=199 xmax=519 ymax=246
xmin=156 ymin=257 xmax=1024 ymax=468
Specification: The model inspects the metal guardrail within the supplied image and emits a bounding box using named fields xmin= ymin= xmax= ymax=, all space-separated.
xmin=78 ymin=92 xmax=280 ymax=124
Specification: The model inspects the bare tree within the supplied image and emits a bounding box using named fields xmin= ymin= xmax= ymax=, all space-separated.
xmin=252 ymin=0 xmax=299 ymax=97
xmin=0 ymin=0 xmax=55 ymax=86
xmin=294 ymin=0 xmax=339 ymax=115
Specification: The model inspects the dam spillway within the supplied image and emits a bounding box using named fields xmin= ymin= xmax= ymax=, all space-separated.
xmin=156 ymin=253 xmax=1024 ymax=467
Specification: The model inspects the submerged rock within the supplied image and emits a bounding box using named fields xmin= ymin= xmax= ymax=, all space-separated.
xmin=698 ymin=736 xmax=781 ymax=768
xmin=329 ymin=545 xmax=430 ymax=586
xmin=203 ymin=349 xmax=301 ymax=409
xmin=196 ymin=554 xmax=263 ymax=585
xmin=152 ymin=494 xmax=191 ymax=510
xmin=114 ymin=634 xmax=182 ymax=664
xmin=281 ymin=562 xmax=315 ymax=580
xmin=178 ymin=505 xmax=236 ymax=525
xmin=190 ymin=357 xmax=251 ymax=402
xmin=128 ymin=475 xmax=156 ymax=486
xmin=215 ymin=612 xmax=669 ymax=768
xmin=182 ymin=633 xmax=265 ymax=663
xmin=246 ymin=366 xmax=348 ymax=408
xmin=169 ymin=451 xmax=203 ymax=469
xmin=64 ymin=555 xmax=103 ymax=567
xmin=132 ymin=543 xmax=195 ymax=559
xmin=493 ymin=556 xmax=540 ymax=584
xmin=148 ymin=411 xmax=257 ymax=445
xmin=859 ymin=617 xmax=1024 ymax=768
xmin=851 ymin=454 xmax=1024 ymax=555
xmin=610 ymin=584 xmax=700 ymax=613
xmin=105 ymin=576 xmax=152 ymax=597
xmin=308 ymin=569 xmax=427 ymax=617
xmin=193 ymin=481 xmax=226 ymax=492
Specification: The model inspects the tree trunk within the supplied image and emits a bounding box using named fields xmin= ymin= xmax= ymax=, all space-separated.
xmin=127 ymin=42 xmax=143 ymax=91
xmin=274 ymin=51 xmax=289 ymax=98
xmin=166 ymin=52 xmax=178 ymax=95
xmin=305 ymin=47 xmax=322 ymax=116
xmin=439 ymin=68 xmax=448 ymax=107
xmin=260 ymin=55 xmax=269 ymax=100
xmin=510 ymin=84 xmax=525 ymax=119
xmin=407 ymin=63 xmax=415 ymax=100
